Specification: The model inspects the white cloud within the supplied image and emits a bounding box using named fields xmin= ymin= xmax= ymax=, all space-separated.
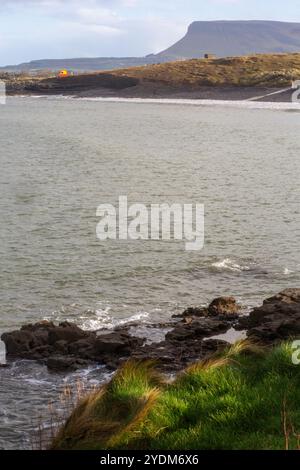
xmin=0 ymin=0 xmax=189 ymax=64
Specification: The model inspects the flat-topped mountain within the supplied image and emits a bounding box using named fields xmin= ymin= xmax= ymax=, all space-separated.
xmin=2 ymin=21 xmax=300 ymax=73
xmin=154 ymin=20 xmax=300 ymax=59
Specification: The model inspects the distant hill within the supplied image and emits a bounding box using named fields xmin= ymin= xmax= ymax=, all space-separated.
xmin=154 ymin=20 xmax=300 ymax=59
xmin=0 ymin=56 xmax=173 ymax=73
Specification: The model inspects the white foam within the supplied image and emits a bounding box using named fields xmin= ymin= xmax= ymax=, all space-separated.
xmin=77 ymin=96 xmax=300 ymax=110
xmin=80 ymin=308 xmax=149 ymax=331
xmin=211 ymin=258 xmax=251 ymax=272
xmin=13 ymin=94 xmax=300 ymax=110
xmin=0 ymin=340 xmax=6 ymax=365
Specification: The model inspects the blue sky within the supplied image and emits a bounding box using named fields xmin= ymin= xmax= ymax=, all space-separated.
xmin=0 ymin=0 xmax=300 ymax=65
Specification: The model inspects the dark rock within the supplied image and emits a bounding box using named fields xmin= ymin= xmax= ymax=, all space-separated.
xmin=176 ymin=296 xmax=239 ymax=319
xmin=166 ymin=317 xmax=230 ymax=342
xmin=68 ymin=338 xmax=95 ymax=358
xmin=47 ymin=356 xmax=91 ymax=372
xmin=55 ymin=340 xmax=69 ymax=354
xmin=48 ymin=322 xmax=89 ymax=345
xmin=174 ymin=306 xmax=208 ymax=319
xmin=245 ymin=288 xmax=300 ymax=343
xmin=131 ymin=338 xmax=228 ymax=372
xmin=1 ymin=321 xmax=145 ymax=372
xmin=21 ymin=320 xmax=55 ymax=331
xmin=94 ymin=332 xmax=143 ymax=356
xmin=1 ymin=330 xmax=38 ymax=355
xmin=263 ymin=288 xmax=300 ymax=305
xmin=3 ymin=289 xmax=299 ymax=374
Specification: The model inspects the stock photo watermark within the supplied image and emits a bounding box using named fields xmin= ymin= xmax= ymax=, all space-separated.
xmin=0 ymin=80 xmax=6 ymax=105
xmin=291 ymin=341 xmax=300 ymax=365
xmin=96 ymin=196 xmax=204 ymax=251
xmin=292 ymin=80 xmax=300 ymax=103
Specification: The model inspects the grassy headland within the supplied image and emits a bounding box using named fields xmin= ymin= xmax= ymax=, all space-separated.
xmin=51 ymin=340 xmax=300 ymax=450
xmin=4 ymin=53 xmax=300 ymax=100
xmin=110 ymin=53 xmax=300 ymax=88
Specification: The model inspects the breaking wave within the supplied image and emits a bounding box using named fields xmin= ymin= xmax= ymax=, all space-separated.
xmin=80 ymin=309 xmax=150 ymax=331
xmin=211 ymin=258 xmax=253 ymax=273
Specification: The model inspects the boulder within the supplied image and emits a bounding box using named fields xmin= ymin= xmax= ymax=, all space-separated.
xmin=263 ymin=288 xmax=300 ymax=305
xmin=94 ymin=332 xmax=143 ymax=355
xmin=174 ymin=306 xmax=207 ymax=319
xmin=176 ymin=296 xmax=240 ymax=319
xmin=1 ymin=330 xmax=40 ymax=355
xmin=208 ymin=296 xmax=240 ymax=317
xmin=245 ymin=288 xmax=300 ymax=343
xmin=48 ymin=322 xmax=89 ymax=345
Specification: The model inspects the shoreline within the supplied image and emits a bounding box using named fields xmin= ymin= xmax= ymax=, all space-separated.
xmin=5 ymin=52 xmax=300 ymax=105
xmin=2 ymin=289 xmax=300 ymax=450
xmin=8 ymin=91 xmax=300 ymax=110
xmin=9 ymin=85 xmax=297 ymax=103
xmin=2 ymin=289 xmax=299 ymax=374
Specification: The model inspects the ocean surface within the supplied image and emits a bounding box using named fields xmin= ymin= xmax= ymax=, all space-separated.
xmin=0 ymin=96 xmax=299 ymax=449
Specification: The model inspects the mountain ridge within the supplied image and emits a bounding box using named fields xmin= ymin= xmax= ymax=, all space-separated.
xmin=155 ymin=20 xmax=300 ymax=59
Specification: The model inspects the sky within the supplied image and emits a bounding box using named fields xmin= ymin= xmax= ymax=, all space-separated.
xmin=0 ymin=0 xmax=300 ymax=66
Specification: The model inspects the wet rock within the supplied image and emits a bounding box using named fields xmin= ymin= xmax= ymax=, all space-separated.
xmin=68 ymin=338 xmax=95 ymax=359
xmin=55 ymin=340 xmax=69 ymax=354
xmin=131 ymin=338 xmax=228 ymax=372
xmin=94 ymin=332 xmax=143 ymax=356
xmin=47 ymin=356 xmax=91 ymax=372
xmin=263 ymin=288 xmax=300 ymax=305
xmin=21 ymin=320 xmax=55 ymax=331
xmin=48 ymin=322 xmax=89 ymax=345
xmin=127 ymin=316 xmax=232 ymax=372
xmin=207 ymin=296 xmax=240 ymax=317
xmin=1 ymin=322 xmax=144 ymax=372
xmin=245 ymin=288 xmax=300 ymax=343
xmin=176 ymin=296 xmax=240 ymax=319
xmin=1 ymin=330 xmax=42 ymax=356
xmin=3 ymin=289 xmax=299 ymax=374
xmin=166 ymin=318 xmax=230 ymax=342
xmin=174 ymin=306 xmax=207 ymax=319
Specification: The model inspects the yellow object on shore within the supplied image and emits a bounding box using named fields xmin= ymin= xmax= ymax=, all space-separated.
xmin=58 ymin=70 xmax=69 ymax=78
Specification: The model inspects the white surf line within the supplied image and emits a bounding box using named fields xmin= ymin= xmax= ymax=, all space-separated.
xmin=246 ymin=87 xmax=292 ymax=102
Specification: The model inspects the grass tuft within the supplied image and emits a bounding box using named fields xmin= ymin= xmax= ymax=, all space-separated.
xmin=51 ymin=341 xmax=300 ymax=450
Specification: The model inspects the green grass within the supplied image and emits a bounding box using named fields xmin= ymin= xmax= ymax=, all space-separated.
xmin=51 ymin=341 xmax=300 ymax=450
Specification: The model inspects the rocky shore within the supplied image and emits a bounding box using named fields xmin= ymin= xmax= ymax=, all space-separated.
xmin=2 ymin=289 xmax=300 ymax=374
xmin=5 ymin=75 xmax=294 ymax=102
xmin=4 ymin=52 xmax=300 ymax=102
